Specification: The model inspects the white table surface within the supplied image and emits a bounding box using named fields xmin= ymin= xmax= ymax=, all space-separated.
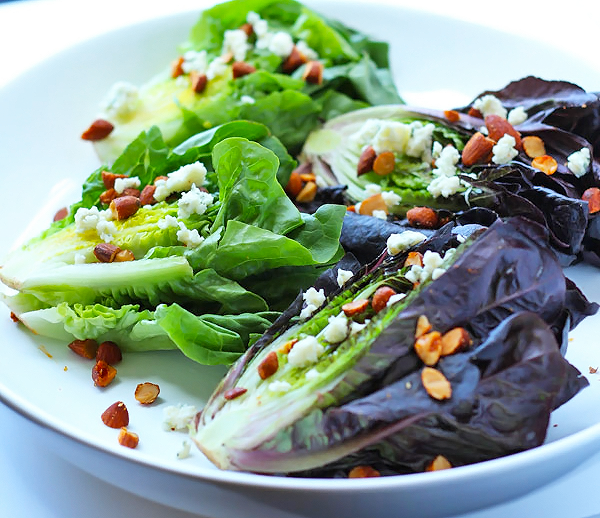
xmin=1 ymin=1 xmax=600 ymax=517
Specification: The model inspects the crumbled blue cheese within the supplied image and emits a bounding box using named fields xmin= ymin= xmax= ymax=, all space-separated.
xmin=386 ymin=230 xmax=427 ymax=255
xmin=472 ymin=94 xmax=507 ymax=119
xmin=372 ymin=209 xmax=387 ymax=220
xmin=507 ymin=106 xmax=527 ymax=126
xmin=432 ymin=145 xmax=460 ymax=177
xmin=381 ymin=190 xmax=402 ymax=208
xmin=96 ymin=219 xmax=117 ymax=242
xmin=163 ymin=403 xmax=197 ymax=431
xmin=206 ymin=56 xmax=228 ymax=80
xmin=74 ymin=253 xmax=87 ymax=264
xmin=305 ymin=367 xmax=320 ymax=380
xmin=296 ymin=40 xmax=318 ymax=60
xmin=427 ymin=175 xmax=462 ymax=198
xmin=431 ymin=141 xmax=443 ymax=160
xmin=350 ymin=320 xmax=369 ymax=335
xmin=114 ymin=176 xmax=141 ymax=194
xmin=176 ymin=222 xmax=204 ymax=248
xmin=364 ymin=183 xmax=382 ymax=196
xmin=247 ymin=11 xmax=268 ymax=37
xmin=350 ymin=119 xmax=381 ymax=148
xmin=101 ymin=81 xmax=140 ymax=120
xmin=299 ymin=304 xmax=317 ymax=320
xmin=177 ymin=440 xmax=192 ymax=460
xmin=492 ymin=134 xmax=518 ymax=164
xmin=287 ymin=336 xmax=324 ymax=367
xmin=222 ymin=29 xmax=250 ymax=62
xmin=567 ymin=147 xmax=591 ymax=178
xmin=240 ymin=95 xmax=256 ymax=104
xmin=268 ymin=31 xmax=295 ymax=57
xmin=386 ymin=292 xmax=406 ymax=306
xmin=157 ymin=215 xmax=179 ymax=230
xmin=74 ymin=206 xmax=116 ymax=241
xmin=182 ymin=50 xmax=208 ymax=74
xmin=322 ymin=314 xmax=349 ymax=343
xmin=336 ymin=268 xmax=354 ymax=287
xmin=268 ymin=380 xmax=292 ymax=392
xmin=154 ymin=162 xmax=207 ymax=201
xmin=406 ymin=250 xmax=446 ymax=283
xmin=177 ymin=186 xmax=214 ymax=219
xmin=372 ymin=120 xmax=411 ymax=154
xmin=303 ymin=287 xmax=326 ymax=307
xmin=406 ymin=121 xmax=435 ymax=161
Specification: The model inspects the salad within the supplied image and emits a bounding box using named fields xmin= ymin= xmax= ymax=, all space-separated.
xmin=82 ymin=0 xmax=401 ymax=162
xmin=298 ymin=77 xmax=600 ymax=266
xmin=1 ymin=0 xmax=599 ymax=481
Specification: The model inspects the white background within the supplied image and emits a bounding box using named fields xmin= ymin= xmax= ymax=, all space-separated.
xmin=1 ymin=1 xmax=600 ymax=517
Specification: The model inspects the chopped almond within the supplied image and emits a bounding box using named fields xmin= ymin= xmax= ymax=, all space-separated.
xmin=582 ymin=187 xmax=600 ymax=214
xmin=68 ymin=338 xmax=98 ymax=359
xmin=295 ymin=181 xmax=318 ymax=203
xmin=96 ymin=341 xmax=122 ymax=365
xmin=357 ymin=146 xmax=377 ymax=176
xmin=444 ymin=110 xmax=460 ymax=123
xmin=522 ymin=135 xmax=546 ymax=158
xmin=101 ymin=401 xmax=129 ymax=428
xmin=485 ymin=114 xmax=522 ymax=150
xmin=257 ymin=351 xmax=279 ymax=380
xmin=171 ymin=56 xmax=185 ymax=78
xmin=414 ymin=315 xmax=432 ymax=338
xmin=278 ymin=338 xmax=298 ymax=354
xmin=440 ymin=327 xmax=472 ymax=356
xmin=426 ymin=455 xmax=452 ymax=471
xmin=414 ymin=331 xmax=442 ymax=366
xmin=53 ymin=207 xmax=68 ymax=222
xmin=404 ymin=251 xmax=424 ymax=268
xmin=118 ymin=427 xmax=139 ymax=449
xmin=224 ymin=387 xmax=248 ymax=400
xmin=406 ymin=207 xmax=439 ymax=229
xmin=372 ymin=151 xmax=396 ymax=176
xmin=92 ymin=360 xmax=117 ymax=387
xmin=81 ymin=119 xmax=114 ymax=141
xmin=348 ymin=465 xmax=381 ymax=478
xmin=232 ymin=61 xmax=256 ymax=79
xmin=461 ymin=132 xmax=495 ymax=166
xmin=134 ymin=382 xmax=161 ymax=404
xmin=531 ymin=155 xmax=558 ymax=175
xmin=371 ymin=286 xmax=397 ymax=313
xmin=358 ymin=193 xmax=388 ymax=216
xmin=341 ymin=298 xmax=370 ymax=317
xmin=421 ymin=366 xmax=451 ymax=400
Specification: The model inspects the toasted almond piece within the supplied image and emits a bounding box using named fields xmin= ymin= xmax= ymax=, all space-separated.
xmin=421 ymin=367 xmax=451 ymax=400
xmin=239 ymin=22 xmax=254 ymax=37
xmin=358 ymin=193 xmax=388 ymax=216
xmin=232 ymin=61 xmax=256 ymax=79
xmin=441 ymin=327 xmax=472 ymax=356
xmin=114 ymin=249 xmax=135 ymax=262
xmin=357 ymin=146 xmax=377 ymax=176
xmin=372 ymin=286 xmax=397 ymax=313
xmin=135 ymin=382 xmax=161 ymax=404
xmin=346 ymin=205 xmax=356 ymax=212
xmin=110 ymin=195 xmax=141 ymax=220
xmin=139 ymin=184 xmax=157 ymax=206
xmin=461 ymin=132 xmax=495 ymax=166
xmin=223 ymin=387 xmax=248 ymax=400
xmin=118 ymin=427 xmax=139 ymax=449
xmin=299 ymin=172 xmax=316 ymax=182
xmin=372 ymin=151 xmax=396 ymax=176
xmin=171 ymin=56 xmax=185 ymax=78
xmin=341 ymin=298 xmax=370 ymax=317
xmin=257 ymin=351 xmax=279 ymax=380
xmin=522 ymin=135 xmax=546 ymax=158
xmin=285 ymin=171 xmax=303 ymax=197
xmin=404 ymin=251 xmax=424 ymax=268
xmin=426 ymin=455 xmax=452 ymax=471
xmin=414 ymin=331 xmax=442 ymax=366
xmin=10 ymin=312 xmax=20 ymax=323
xmin=467 ymin=107 xmax=483 ymax=118
xmin=531 ymin=155 xmax=558 ymax=175
xmin=582 ymin=187 xmax=600 ymax=214
xmin=99 ymin=188 xmax=118 ymax=205
xmin=68 ymin=338 xmax=98 ymax=359
xmin=53 ymin=207 xmax=68 ymax=222
xmin=485 ymin=114 xmax=522 ymax=150
xmin=94 ymin=243 xmax=121 ymax=263
xmin=96 ymin=341 xmax=122 ymax=365
xmin=101 ymin=401 xmax=129 ymax=428
xmin=119 ymin=187 xmax=141 ymax=198
xmin=282 ymin=45 xmax=307 ymax=73
xmin=414 ymin=315 xmax=432 ymax=338
xmin=295 ymin=181 xmax=318 ymax=203
xmin=302 ymin=61 xmax=323 ymax=85
xmin=278 ymin=338 xmax=298 ymax=354
xmin=81 ymin=119 xmax=114 ymax=141
xmin=406 ymin=207 xmax=439 ymax=229
xmin=154 ymin=175 xmax=169 ymax=184
xmin=348 ymin=466 xmax=381 ymax=478
xmin=444 ymin=110 xmax=460 ymax=123
xmin=101 ymin=171 xmax=127 ymax=189
xmin=92 ymin=360 xmax=117 ymax=387
xmin=190 ymin=71 xmax=208 ymax=93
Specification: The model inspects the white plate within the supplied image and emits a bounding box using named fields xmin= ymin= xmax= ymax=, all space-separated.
xmin=1 ymin=2 xmax=600 ymax=518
